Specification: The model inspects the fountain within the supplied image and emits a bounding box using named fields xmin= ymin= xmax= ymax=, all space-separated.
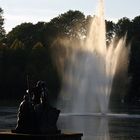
xmin=56 ymin=0 xmax=130 ymax=114
xmin=51 ymin=1 xmax=137 ymax=140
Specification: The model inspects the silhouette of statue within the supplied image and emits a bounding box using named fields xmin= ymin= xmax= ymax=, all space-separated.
xmin=35 ymin=93 xmax=60 ymax=134
xmin=12 ymin=80 xmax=61 ymax=134
xmin=34 ymin=80 xmax=61 ymax=134
xmin=12 ymin=94 xmax=35 ymax=134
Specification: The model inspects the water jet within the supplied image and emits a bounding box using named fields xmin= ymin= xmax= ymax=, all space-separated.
xmin=57 ymin=0 xmax=129 ymax=115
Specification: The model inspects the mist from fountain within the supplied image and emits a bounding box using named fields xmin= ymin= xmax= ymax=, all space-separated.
xmin=57 ymin=0 xmax=130 ymax=114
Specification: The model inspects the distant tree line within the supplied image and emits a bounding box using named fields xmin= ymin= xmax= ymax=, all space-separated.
xmin=0 ymin=7 xmax=140 ymax=107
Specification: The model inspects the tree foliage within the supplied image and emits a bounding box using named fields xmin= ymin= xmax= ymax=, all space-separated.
xmin=0 ymin=7 xmax=5 ymax=42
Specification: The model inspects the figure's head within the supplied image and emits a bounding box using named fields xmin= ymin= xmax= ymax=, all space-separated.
xmin=36 ymin=80 xmax=47 ymax=90
xmin=36 ymin=80 xmax=48 ymax=94
xmin=36 ymin=80 xmax=48 ymax=102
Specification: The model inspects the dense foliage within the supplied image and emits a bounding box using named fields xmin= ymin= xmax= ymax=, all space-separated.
xmin=0 ymin=7 xmax=140 ymax=109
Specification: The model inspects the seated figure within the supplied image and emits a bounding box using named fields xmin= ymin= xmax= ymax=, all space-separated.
xmin=12 ymin=94 xmax=35 ymax=134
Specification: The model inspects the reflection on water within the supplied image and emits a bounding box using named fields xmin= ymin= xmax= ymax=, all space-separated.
xmin=58 ymin=114 xmax=140 ymax=140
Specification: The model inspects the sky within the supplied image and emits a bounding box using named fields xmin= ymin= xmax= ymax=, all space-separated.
xmin=0 ymin=0 xmax=140 ymax=33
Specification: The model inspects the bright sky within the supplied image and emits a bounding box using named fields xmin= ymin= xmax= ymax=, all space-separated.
xmin=0 ymin=0 xmax=140 ymax=33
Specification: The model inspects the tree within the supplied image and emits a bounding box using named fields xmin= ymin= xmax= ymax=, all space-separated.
xmin=32 ymin=42 xmax=44 ymax=50
xmin=6 ymin=22 xmax=47 ymax=50
xmin=105 ymin=20 xmax=116 ymax=43
xmin=0 ymin=7 xmax=6 ymax=41
xmin=6 ymin=23 xmax=35 ymax=49
xmin=10 ymin=39 xmax=24 ymax=50
xmin=44 ymin=10 xmax=86 ymax=47
xmin=123 ymin=16 xmax=140 ymax=106
xmin=115 ymin=17 xmax=132 ymax=40
xmin=132 ymin=16 xmax=140 ymax=40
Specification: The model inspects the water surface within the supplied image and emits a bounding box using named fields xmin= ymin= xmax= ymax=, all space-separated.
xmin=0 ymin=107 xmax=140 ymax=140
xmin=58 ymin=113 xmax=140 ymax=140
